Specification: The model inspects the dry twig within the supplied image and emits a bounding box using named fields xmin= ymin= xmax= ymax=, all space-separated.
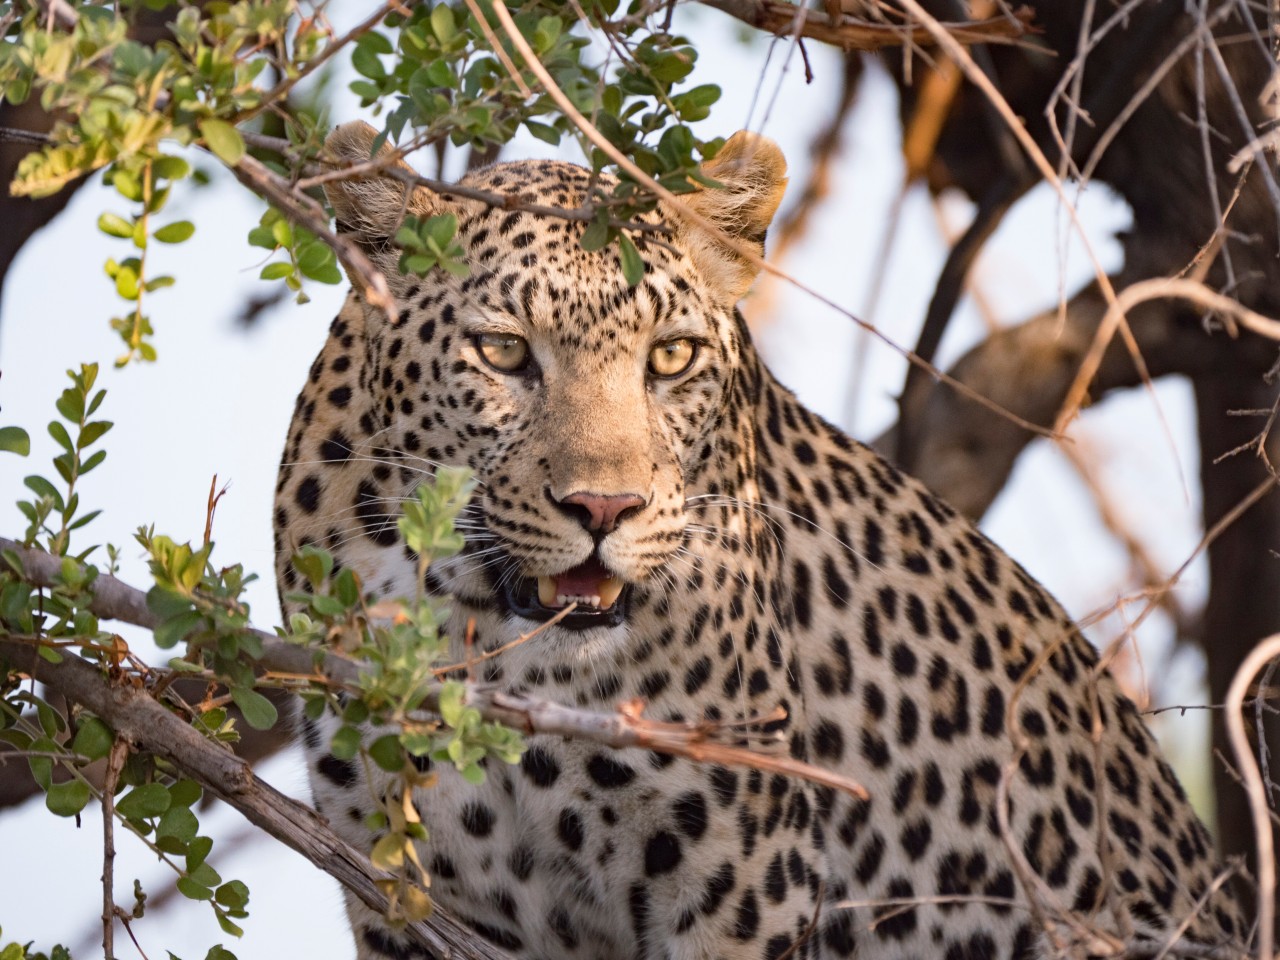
xmin=101 ymin=736 xmax=128 ymax=960
xmin=1225 ymin=631 xmax=1280 ymax=960
xmin=697 ymin=0 xmax=1036 ymax=50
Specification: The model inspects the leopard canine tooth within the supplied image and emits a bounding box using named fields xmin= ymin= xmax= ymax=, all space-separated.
xmin=597 ymin=576 xmax=624 ymax=610
xmin=537 ymin=576 xmax=558 ymax=608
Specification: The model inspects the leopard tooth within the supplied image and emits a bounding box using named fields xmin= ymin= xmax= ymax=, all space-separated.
xmin=537 ymin=576 xmax=558 ymax=608
xmin=597 ymin=576 xmax=624 ymax=609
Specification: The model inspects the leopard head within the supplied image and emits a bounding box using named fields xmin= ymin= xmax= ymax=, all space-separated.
xmin=314 ymin=121 xmax=786 ymax=632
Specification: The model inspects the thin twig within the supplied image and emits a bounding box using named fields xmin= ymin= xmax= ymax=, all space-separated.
xmin=237 ymin=2 xmax=408 ymax=125
xmin=695 ymin=0 xmax=1038 ymax=51
xmin=101 ymin=736 xmax=129 ymax=960
xmin=1225 ymin=632 xmax=1280 ymax=960
xmin=1057 ymin=276 xmax=1280 ymax=436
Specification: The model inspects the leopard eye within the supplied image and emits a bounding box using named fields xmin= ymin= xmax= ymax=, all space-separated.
xmin=648 ymin=338 xmax=697 ymax=379
xmin=475 ymin=333 xmax=530 ymax=373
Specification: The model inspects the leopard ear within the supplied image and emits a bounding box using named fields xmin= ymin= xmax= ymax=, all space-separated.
xmin=324 ymin=121 xmax=436 ymax=254
xmin=678 ymin=131 xmax=787 ymax=304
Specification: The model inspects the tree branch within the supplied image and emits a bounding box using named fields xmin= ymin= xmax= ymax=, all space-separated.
xmin=877 ymin=282 xmax=1280 ymax=519
xmin=0 ymin=537 xmax=868 ymax=797
xmin=0 ymin=633 xmax=515 ymax=960
xmin=695 ymin=0 xmax=1037 ymax=50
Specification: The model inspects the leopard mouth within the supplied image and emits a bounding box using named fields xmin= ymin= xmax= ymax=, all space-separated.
xmin=499 ymin=555 xmax=632 ymax=630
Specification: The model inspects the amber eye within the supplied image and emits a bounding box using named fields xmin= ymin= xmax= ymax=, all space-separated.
xmin=648 ymin=339 xmax=697 ymax=378
xmin=474 ymin=333 xmax=530 ymax=373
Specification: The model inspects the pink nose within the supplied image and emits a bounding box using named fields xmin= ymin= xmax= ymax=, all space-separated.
xmin=559 ymin=491 xmax=647 ymax=533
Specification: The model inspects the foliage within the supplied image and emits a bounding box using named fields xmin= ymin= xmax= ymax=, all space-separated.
xmin=0 ymin=929 xmax=71 ymax=960
xmin=0 ymin=0 xmax=725 ymax=362
xmin=0 ymin=374 xmax=523 ymax=947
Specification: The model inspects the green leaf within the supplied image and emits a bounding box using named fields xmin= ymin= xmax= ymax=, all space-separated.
xmin=156 ymin=804 xmax=199 ymax=844
xmin=0 ymin=427 xmax=30 ymax=456
xmin=153 ymin=156 xmax=191 ymax=181
xmin=215 ymin=880 xmax=249 ymax=909
xmin=188 ymin=861 xmax=221 ymax=888
xmin=98 ymin=213 xmax=134 ymax=239
xmin=45 ymin=779 xmax=91 ymax=817
xmin=72 ymin=717 xmax=114 ymax=762
xmin=329 ymin=725 xmax=361 ymax=760
xmin=147 ymin=585 xmax=195 ymax=620
xmin=115 ymin=265 xmax=140 ymax=300
xmin=200 ymin=119 xmax=245 ymax=167
xmin=230 ymin=686 xmax=278 ymax=731
xmin=351 ymin=44 xmax=386 ymax=80
xmin=187 ymin=835 xmax=214 ymax=871
xmin=177 ymin=876 xmax=213 ymax=901
xmin=439 ymin=681 xmax=464 ymax=727
xmin=525 ymin=120 xmax=561 ymax=145
xmin=618 ymin=234 xmax=645 ymax=286
xmin=154 ymin=221 xmax=195 ymax=243
xmin=79 ymin=420 xmax=113 ymax=447
xmin=47 ymin=420 xmax=73 ymax=453
xmin=580 ymin=218 xmax=610 ymax=252
xmin=117 ymin=782 xmax=172 ymax=820
xmin=111 ymin=169 xmax=143 ymax=202
xmin=154 ymin=609 xmax=203 ymax=649
xmin=27 ymin=735 xmax=57 ymax=789
xmin=259 ymin=262 xmax=293 ymax=281
xmin=215 ymin=916 xmax=244 ymax=938
xmin=169 ymin=779 xmax=202 ymax=808
xmin=431 ymin=4 xmax=457 ymax=42
xmin=369 ymin=734 xmax=405 ymax=772
xmin=371 ymin=832 xmax=405 ymax=869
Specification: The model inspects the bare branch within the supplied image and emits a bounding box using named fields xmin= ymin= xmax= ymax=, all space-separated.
xmin=695 ymin=0 xmax=1037 ymax=51
xmin=101 ymin=736 xmax=128 ymax=960
xmin=1057 ymin=277 xmax=1280 ymax=436
xmin=879 ymin=281 xmax=1280 ymax=520
xmin=1225 ymin=632 xmax=1280 ymax=960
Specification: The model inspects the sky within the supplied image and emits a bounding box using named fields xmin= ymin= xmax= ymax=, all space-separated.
xmin=0 ymin=8 xmax=1213 ymax=957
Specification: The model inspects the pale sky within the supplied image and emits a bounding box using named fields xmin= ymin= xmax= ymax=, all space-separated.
xmin=0 ymin=9 xmax=1211 ymax=957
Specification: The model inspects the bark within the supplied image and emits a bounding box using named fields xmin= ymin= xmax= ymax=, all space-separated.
xmin=879 ymin=283 xmax=1280 ymax=517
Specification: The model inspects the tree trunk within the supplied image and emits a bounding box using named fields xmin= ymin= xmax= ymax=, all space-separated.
xmin=1194 ymin=375 xmax=1280 ymax=891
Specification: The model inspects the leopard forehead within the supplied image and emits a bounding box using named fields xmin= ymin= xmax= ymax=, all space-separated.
xmin=421 ymin=161 xmax=724 ymax=346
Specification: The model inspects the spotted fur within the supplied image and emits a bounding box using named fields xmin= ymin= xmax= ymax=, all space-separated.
xmin=274 ymin=122 xmax=1244 ymax=960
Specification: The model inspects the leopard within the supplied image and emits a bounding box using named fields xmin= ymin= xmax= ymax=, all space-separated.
xmin=273 ymin=120 xmax=1247 ymax=960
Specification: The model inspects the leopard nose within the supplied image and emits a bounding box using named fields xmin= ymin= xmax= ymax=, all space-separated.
xmin=556 ymin=491 xmax=647 ymax=533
